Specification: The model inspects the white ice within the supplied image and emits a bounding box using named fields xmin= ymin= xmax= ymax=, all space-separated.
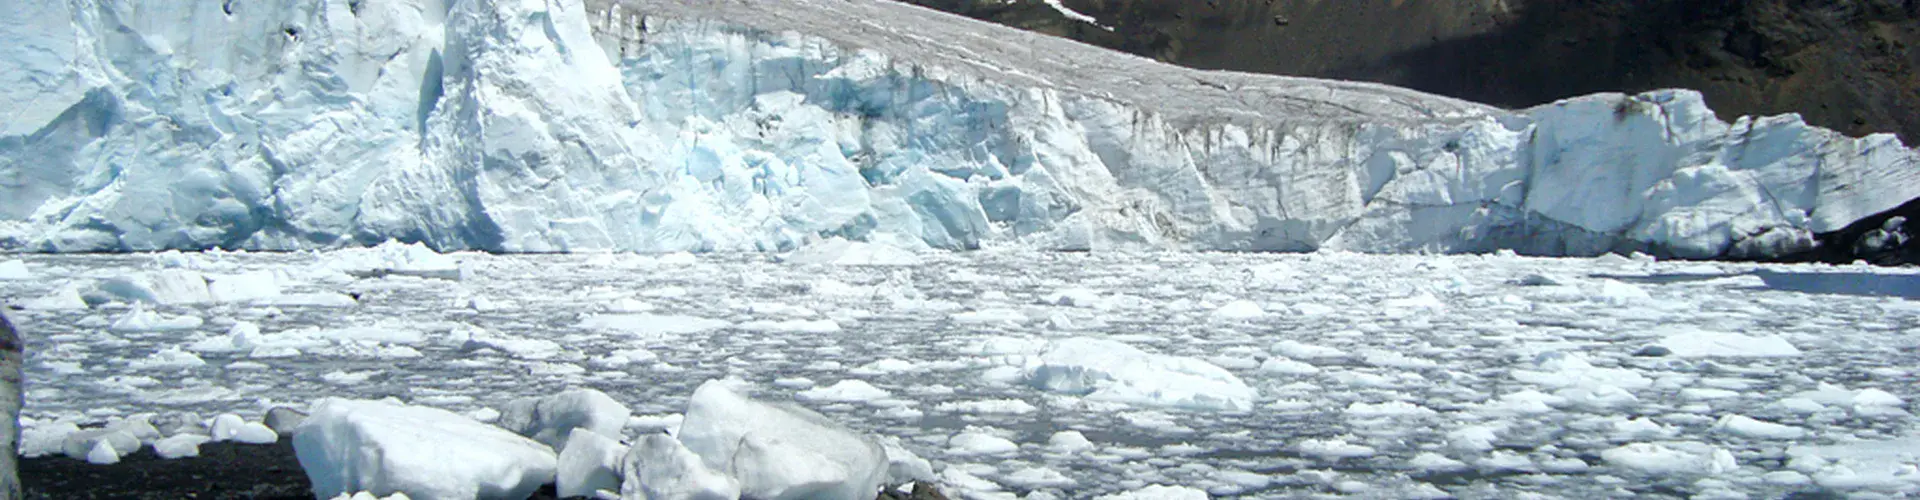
xmin=4 ymin=0 xmax=1917 ymax=259
xmin=293 ymin=398 xmax=558 ymax=500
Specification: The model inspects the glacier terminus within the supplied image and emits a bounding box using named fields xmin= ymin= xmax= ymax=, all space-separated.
xmin=3 ymin=0 xmax=1919 ymax=258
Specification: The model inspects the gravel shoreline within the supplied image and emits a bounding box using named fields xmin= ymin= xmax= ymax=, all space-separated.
xmin=21 ymin=438 xmax=945 ymax=499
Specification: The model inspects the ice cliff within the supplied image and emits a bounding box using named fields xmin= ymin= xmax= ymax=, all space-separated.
xmin=4 ymin=0 xmax=1918 ymax=257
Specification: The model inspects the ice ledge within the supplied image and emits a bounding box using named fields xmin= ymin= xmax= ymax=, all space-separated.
xmin=0 ymin=0 xmax=1916 ymax=260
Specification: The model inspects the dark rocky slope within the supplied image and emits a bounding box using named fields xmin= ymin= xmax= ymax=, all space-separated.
xmin=899 ymin=0 xmax=1920 ymax=146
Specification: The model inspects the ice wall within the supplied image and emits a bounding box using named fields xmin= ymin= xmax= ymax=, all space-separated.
xmin=2 ymin=0 xmax=1916 ymax=257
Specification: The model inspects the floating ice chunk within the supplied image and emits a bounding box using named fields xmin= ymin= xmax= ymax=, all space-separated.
xmin=293 ymin=398 xmax=557 ymax=500
xmin=232 ymin=423 xmax=280 ymax=444
xmin=1042 ymin=288 xmax=1104 ymax=308
xmin=796 ymin=380 xmax=893 ymax=404
xmin=1345 ymin=401 xmax=1437 ymax=418
xmin=328 ymin=493 xmax=414 ymax=500
xmin=1763 ymin=470 xmax=1814 ymax=486
xmin=209 ymin=413 xmax=249 ymax=442
xmin=1851 ymin=388 xmax=1906 ymax=407
xmin=1786 ymin=436 xmax=1920 ymax=492
xmin=1596 ymin=280 xmax=1653 ymax=304
xmin=1475 ymin=390 xmax=1564 ymax=415
xmin=1510 ymin=351 xmax=1652 ymax=390
xmin=1554 ymin=384 xmax=1640 ymax=410
xmin=782 ymin=238 xmax=924 ymax=266
xmin=1361 ymin=349 xmax=1440 ymax=369
xmin=1680 ymin=387 xmax=1741 ymax=400
xmin=876 ymin=436 xmax=936 ymax=485
xmin=1026 ymin=337 xmax=1258 ymax=410
xmin=948 ymin=430 xmax=1021 ymax=458
xmin=579 ymin=314 xmax=731 ymax=338
xmin=849 ymin=358 xmax=918 ymax=376
xmin=315 ymin=322 xmax=430 ymax=345
xmin=1382 ymin=293 xmax=1445 ymax=312
xmin=737 ymin=319 xmax=843 ymax=333
xmin=1291 ymin=302 xmax=1336 ymax=316
xmin=1712 ymin=414 xmax=1808 ymax=440
xmin=1793 ymin=383 xmax=1908 ymax=410
xmin=1477 ymin=451 xmax=1538 ymax=472
xmin=1046 ymin=431 xmax=1094 ymax=454
xmin=1410 ymin=452 xmax=1469 ymax=471
xmin=808 ymin=279 xmax=874 ymax=298
xmin=261 ymin=293 xmax=360 ymax=308
xmin=1769 ymin=397 xmax=1828 ymax=414
xmin=22 ymin=421 xmax=82 ymax=458
xmin=109 ymin=305 xmax=205 ymax=333
xmin=949 ymin=308 xmax=1030 ymax=325
xmin=328 ymin=240 xmax=464 ymax=280
xmin=1297 ymin=437 xmax=1376 ymax=459
xmin=1211 ymin=469 xmax=1272 ymax=494
xmin=605 ymin=298 xmax=656 ymax=313
xmin=746 ymin=302 xmax=820 ymax=318
xmin=655 ymin=252 xmax=699 ymax=266
xmin=640 ymin=286 xmax=690 ymax=299
xmin=1211 ymin=300 xmax=1267 ymax=321
xmin=1541 ymin=457 xmax=1591 ymax=473
xmin=21 ymin=286 xmax=88 ymax=310
xmin=625 ymin=414 xmax=685 ymax=436
xmin=63 ymin=429 xmax=140 ymax=462
xmin=323 ymin=371 xmax=377 ymax=385
xmin=1447 ymin=424 xmax=1505 ymax=452
xmin=592 ymin=348 xmax=659 ymax=368
xmin=1271 ymin=340 xmax=1346 ymax=359
xmin=0 ymin=260 xmax=30 ymax=280
xmin=936 ymin=467 xmax=1006 ymax=497
xmin=1655 ymin=329 xmax=1801 ymax=357
xmin=266 ymin=407 xmax=310 ymax=435
xmin=556 ymin=428 xmax=626 ymax=499
xmin=622 ymin=433 xmax=741 ymax=500
xmin=188 ymin=322 xmax=263 ymax=353
xmin=772 ymin=378 xmax=816 ymax=390
xmin=461 ymin=332 xmax=564 ymax=360
xmin=1258 ymin=357 xmax=1321 ymax=375
xmin=97 ymin=270 xmax=213 ymax=305
xmin=1094 ymin=484 xmax=1210 ymax=500
xmin=1601 ymin=442 xmax=1738 ymax=476
xmin=129 ymin=347 xmax=208 ymax=371
xmin=498 ymin=388 xmax=633 ymax=449
xmin=1001 ymin=466 xmax=1077 ymax=489
xmin=677 ymin=381 xmax=888 ymax=500
xmin=934 ymin=399 xmax=1038 ymax=415
xmin=86 ymin=440 xmax=121 ymax=465
xmin=154 ymin=434 xmax=211 ymax=459
xmin=207 ymin=271 xmax=283 ymax=302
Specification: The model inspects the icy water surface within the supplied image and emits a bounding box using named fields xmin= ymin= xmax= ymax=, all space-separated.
xmin=5 ymin=250 xmax=1919 ymax=498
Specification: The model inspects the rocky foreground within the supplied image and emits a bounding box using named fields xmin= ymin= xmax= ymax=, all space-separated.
xmin=21 ymin=440 xmax=950 ymax=499
xmin=21 ymin=441 xmax=950 ymax=500
xmin=22 ymin=381 xmax=947 ymax=500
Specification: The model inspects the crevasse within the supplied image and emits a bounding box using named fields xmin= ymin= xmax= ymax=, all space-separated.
xmin=2 ymin=0 xmax=1916 ymax=257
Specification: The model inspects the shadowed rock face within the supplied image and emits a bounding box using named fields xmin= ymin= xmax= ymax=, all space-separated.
xmin=898 ymin=0 xmax=1920 ymax=145
xmin=1 ymin=313 xmax=20 ymax=500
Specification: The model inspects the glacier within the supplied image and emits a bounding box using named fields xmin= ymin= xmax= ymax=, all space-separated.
xmin=3 ymin=0 xmax=1918 ymax=257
